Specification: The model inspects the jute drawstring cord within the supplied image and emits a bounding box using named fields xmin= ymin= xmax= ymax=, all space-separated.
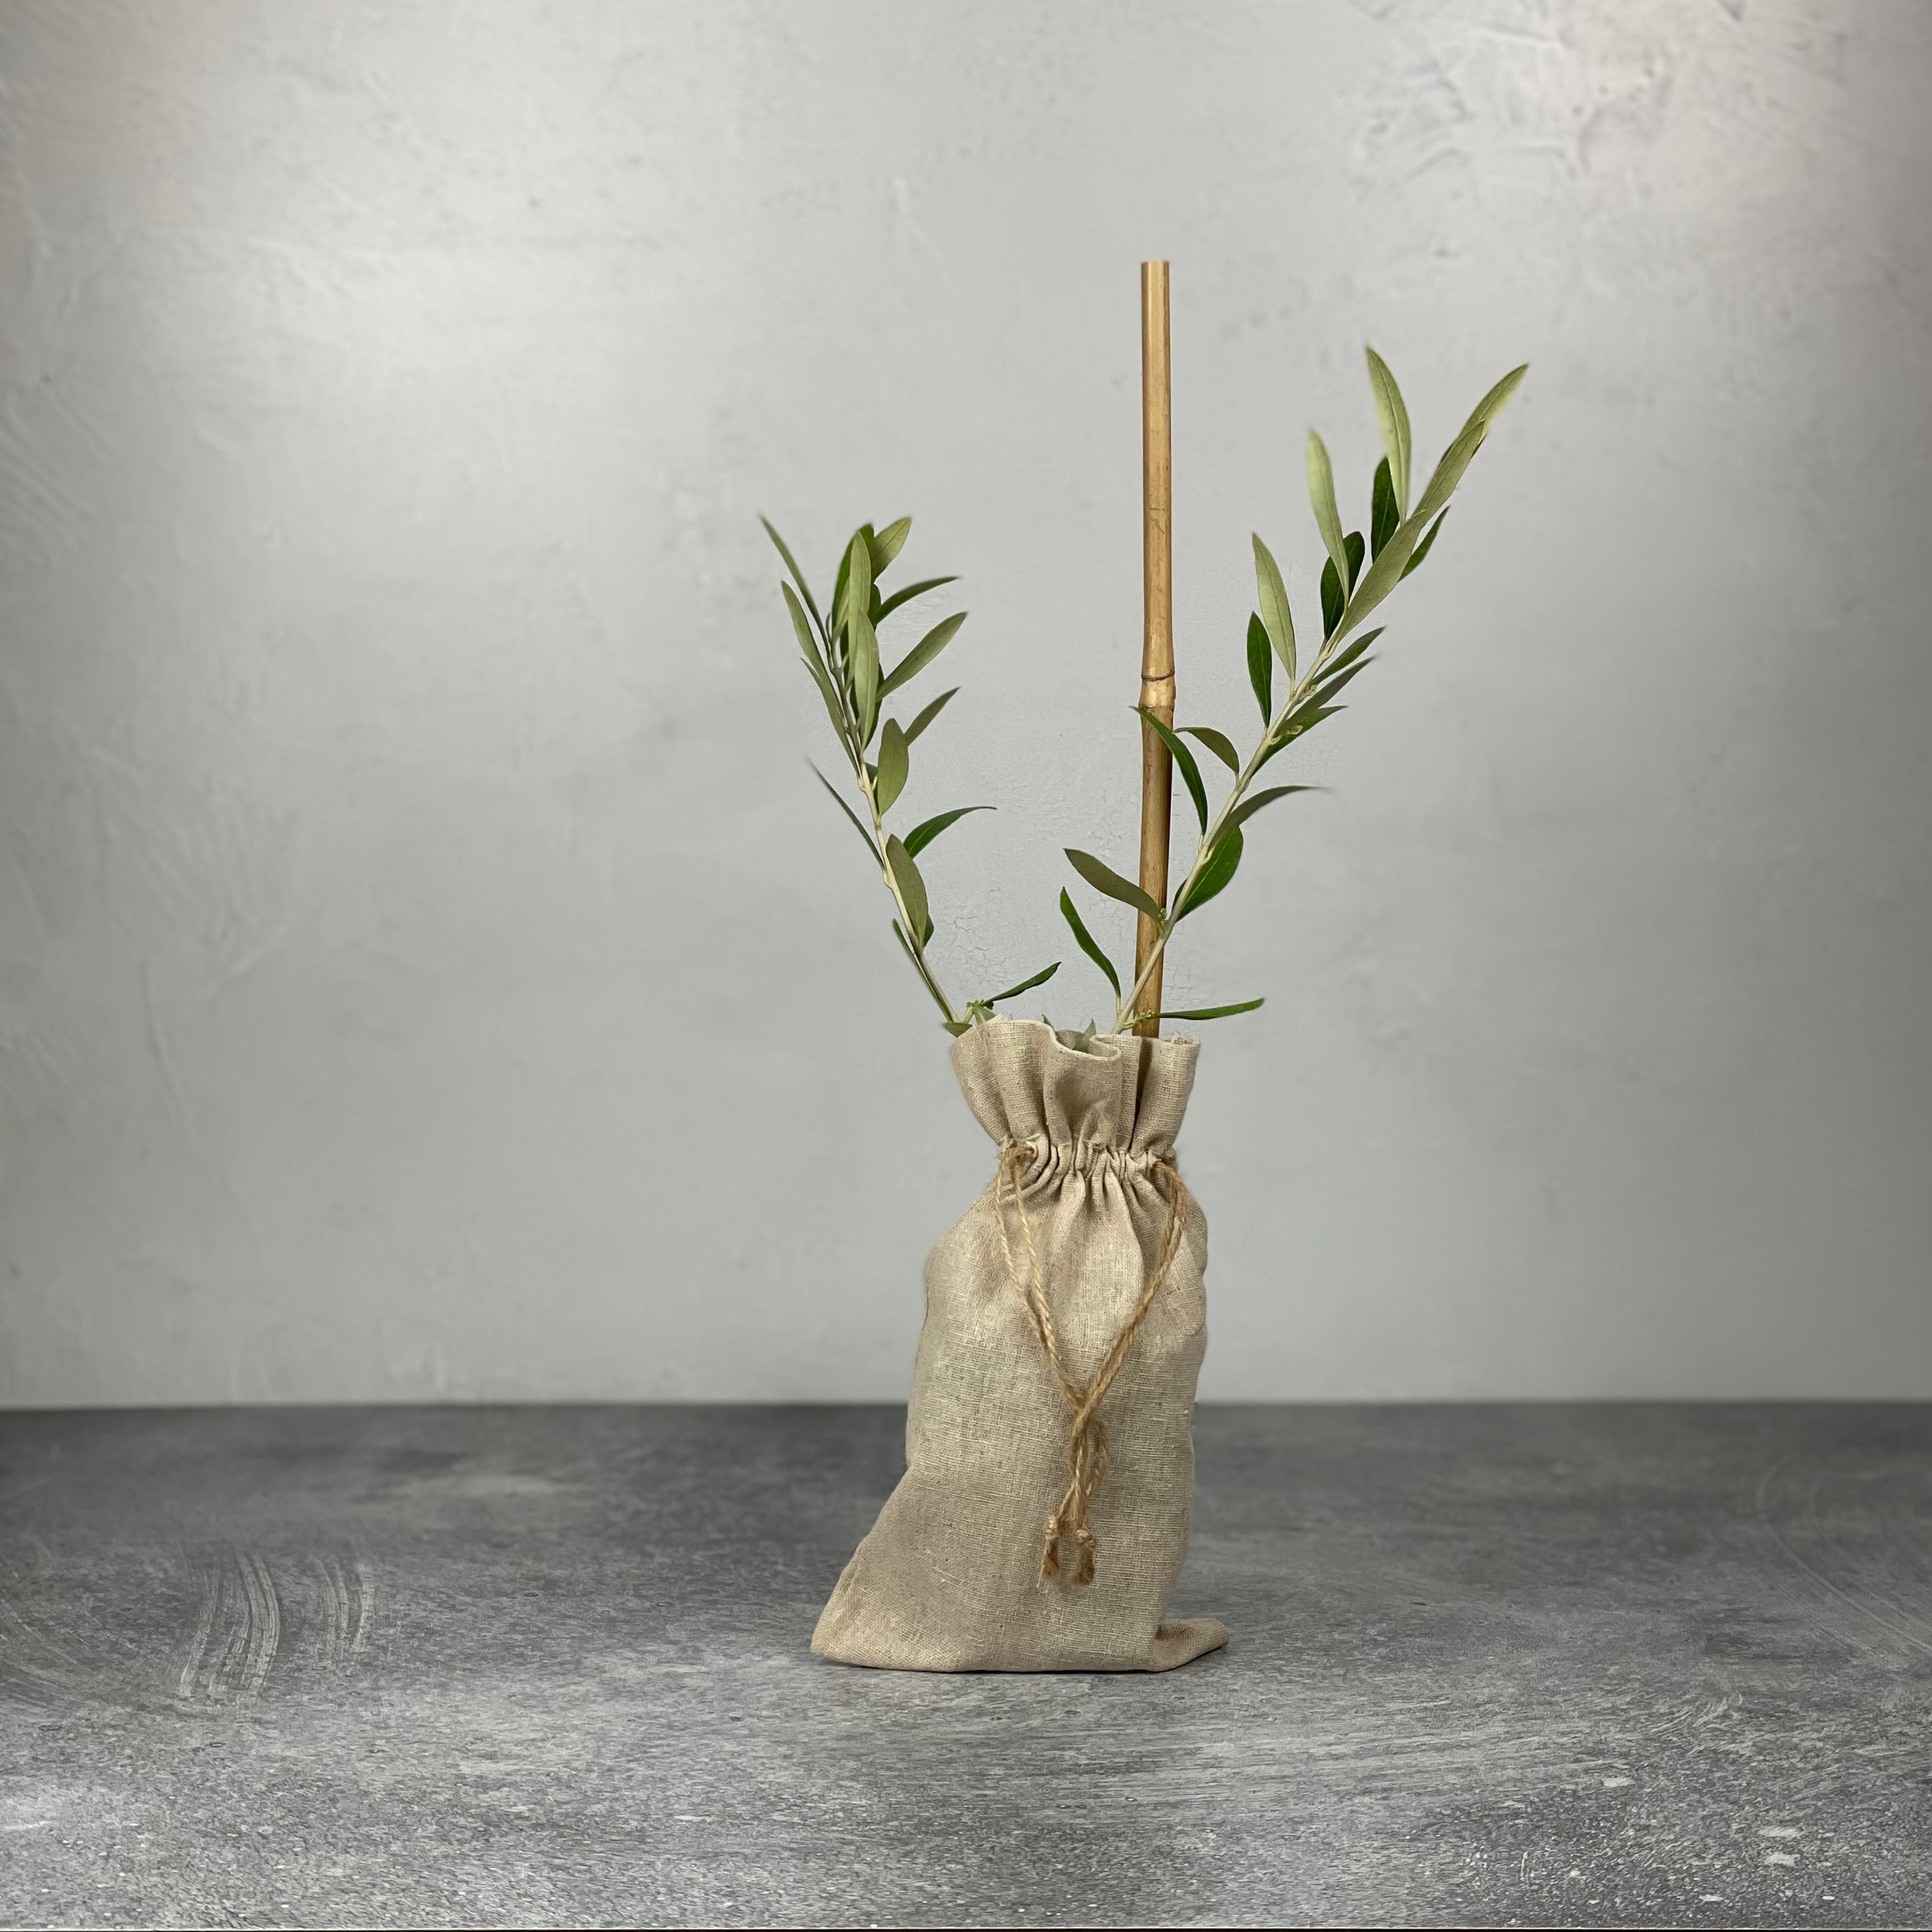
xmin=993 ymin=1139 xmax=1192 ymax=1588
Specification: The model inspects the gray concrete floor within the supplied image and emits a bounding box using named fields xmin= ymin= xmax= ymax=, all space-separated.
xmin=0 ymin=1405 xmax=1925 ymax=1929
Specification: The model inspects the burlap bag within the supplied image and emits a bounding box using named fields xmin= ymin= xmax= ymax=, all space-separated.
xmin=812 ymin=1016 xmax=1226 ymax=1672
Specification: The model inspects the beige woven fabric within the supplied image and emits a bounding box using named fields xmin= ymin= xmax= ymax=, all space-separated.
xmin=812 ymin=1017 xmax=1227 ymax=1673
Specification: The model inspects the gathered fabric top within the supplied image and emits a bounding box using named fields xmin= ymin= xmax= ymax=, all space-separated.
xmin=950 ymin=1016 xmax=1198 ymax=1161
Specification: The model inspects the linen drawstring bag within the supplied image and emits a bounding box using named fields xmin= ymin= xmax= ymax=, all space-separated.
xmin=813 ymin=1016 xmax=1226 ymax=1672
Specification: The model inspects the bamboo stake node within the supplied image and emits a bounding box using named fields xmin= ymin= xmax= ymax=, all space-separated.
xmin=1134 ymin=261 xmax=1174 ymax=1037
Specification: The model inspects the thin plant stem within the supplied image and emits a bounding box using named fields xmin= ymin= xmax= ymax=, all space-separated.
xmin=858 ymin=760 xmax=960 ymax=1026
xmin=808 ymin=588 xmax=961 ymax=1028
xmin=1113 ymin=621 xmax=1354 ymax=1033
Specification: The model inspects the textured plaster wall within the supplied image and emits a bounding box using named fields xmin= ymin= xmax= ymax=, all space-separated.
xmin=1 ymin=0 xmax=1926 ymax=1404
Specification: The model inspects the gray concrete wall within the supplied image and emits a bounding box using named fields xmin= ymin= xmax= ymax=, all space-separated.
xmin=2 ymin=0 xmax=1926 ymax=1403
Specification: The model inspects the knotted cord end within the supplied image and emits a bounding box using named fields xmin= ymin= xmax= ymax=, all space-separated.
xmin=1039 ymin=1514 xmax=1101 ymax=1588
xmin=1068 ymin=1527 xmax=1097 ymax=1588
xmin=1039 ymin=1525 xmax=1062 ymax=1582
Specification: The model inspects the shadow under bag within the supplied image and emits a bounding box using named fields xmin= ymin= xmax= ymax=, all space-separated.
xmin=813 ymin=1017 xmax=1227 ymax=1672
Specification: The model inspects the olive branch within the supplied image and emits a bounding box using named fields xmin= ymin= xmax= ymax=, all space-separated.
xmin=760 ymin=514 xmax=1059 ymax=1034
xmin=1058 ymin=350 xmax=1528 ymax=1031
xmin=764 ymin=346 xmax=1525 ymax=1038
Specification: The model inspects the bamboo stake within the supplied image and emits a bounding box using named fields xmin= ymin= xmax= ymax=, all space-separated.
xmin=1134 ymin=261 xmax=1174 ymax=1037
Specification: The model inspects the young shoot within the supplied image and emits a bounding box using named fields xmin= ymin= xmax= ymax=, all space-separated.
xmin=1057 ymin=348 xmax=1527 ymax=1032
xmin=760 ymin=514 xmax=1058 ymax=1034
xmin=764 ymin=347 xmax=1524 ymax=1040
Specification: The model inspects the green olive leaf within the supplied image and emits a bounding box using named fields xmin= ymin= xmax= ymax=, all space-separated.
xmin=782 ymin=580 xmax=825 ymax=669
xmin=1321 ymin=627 xmax=1383 ymax=681
xmin=986 ymin=961 xmax=1059 ymax=1004
xmin=1410 ymin=417 xmax=1489 ymax=530
xmin=1307 ymin=431 xmax=1349 ymax=589
xmin=1246 ymin=612 xmax=1273 ymax=724
xmin=1309 ymin=653 xmax=1374 ymax=708
xmin=891 ymin=920 xmax=947 ymax=1005
xmin=875 ymin=576 xmax=957 ymax=623
xmin=1227 ymin=783 xmax=1314 ymax=829
xmin=831 ymin=546 xmax=851 ymax=640
xmin=1369 ymin=458 xmax=1398 ymax=559
xmin=870 ymin=516 xmax=911 ymax=575
xmin=1401 ymin=510 xmax=1448 ymax=578
xmin=808 ymin=762 xmax=878 ymax=862
xmin=874 ymin=718 xmax=909 ymax=813
xmin=1135 ymin=706 xmax=1208 ymax=834
xmin=1412 ymin=364 xmax=1528 ymax=526
xmin=885 ymin=834 xmax=928 ymax=942
xmin=1058 ymin=888 xmax=1121 ymax=998
xmin=1463 ymin=362 xmax=1531 ymax=438
xmin=786 ymin=576 xmax=845 ymax=722
xmin=799 ymin=655 xmax=852 ymax=748
xmin=1364 ymin=348 xmax=1412 ymax=516
xmin=880 ymin=609 xmax=966 ymax=697
xmin=1154 ymin=997 xmax=1264 ymax=1021
xmin=902 ymin=686 xmax=958 ymax=744
xmin=847 ymin=605 xmax=882 ymax=744
xmin=1320 ymin=556 xmax=1344 ymax=639
xmin=1252 ymin=534 xmax=1297 ymax=681
xmin=1064 ymin=847 xmax=1164 ymax=924
xmin=1174 ymin=825 xmax=1243 ymax=919
xmin=903 ymin=803 xmax=990 ymax=857
xmin=839 ymin=529 xmax=874 ymax=639
xmin=1257 ymin=702 xmax=1342 ymax=771
xmin=1330 ymin=522 xmax=1418 ymax=643
xmin=761 ymin=516 xmax=824 ymax=633
xmin=1180 ymin=724 xmax=1240 ymax=773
